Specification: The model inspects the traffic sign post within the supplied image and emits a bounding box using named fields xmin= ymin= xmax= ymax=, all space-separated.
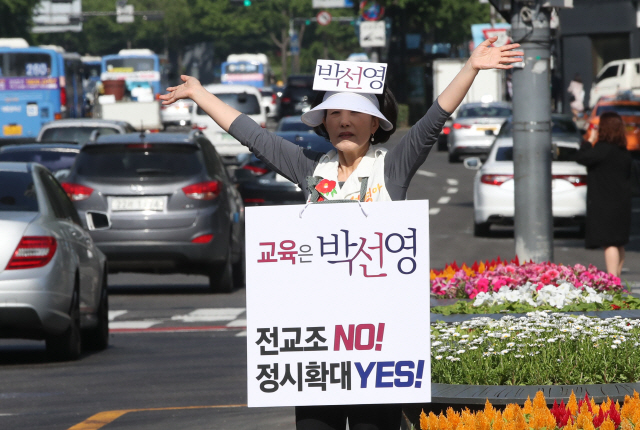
xmin=482 ymin=27 xmax=511 ymax=47
xmin=359 ymin=21 xmax=386 ymax=48
xmin=316 ymin=11 xmax=332 ymax=26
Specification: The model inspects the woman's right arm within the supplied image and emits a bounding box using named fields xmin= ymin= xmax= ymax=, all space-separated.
xmin=159 ymin=75 xmax=319 ymax=184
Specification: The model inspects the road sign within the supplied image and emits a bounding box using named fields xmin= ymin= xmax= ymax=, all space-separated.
xmin=290 ymin=33 xmax=300 ymax=55
xmin=482 ymin=27 xmax=511 ymax=47
xmin=359 ymin=21 xmax=386 ymax=48
xmin=32 ymin=0 xmax=83 ymax=33
xmin=116 ymin=4 xmax=134 ymax=23
xmin=312 ymin=0 xmax=354 ymax=8
xmin=316 ymin=11 xmax=332 ymax=26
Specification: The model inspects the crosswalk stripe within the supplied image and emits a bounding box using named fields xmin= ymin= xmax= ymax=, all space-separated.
xmin=171 ymin=308 xmax=245 ymax=322
xmin=226 ymin=319 xmax=247 ymax=327
xmin=109 ymin=320 xmax=162 ymax=330
xmin=108 ymin=310 xmax=128 ymax=321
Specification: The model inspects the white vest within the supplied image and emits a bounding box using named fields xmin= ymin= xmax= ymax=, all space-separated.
xmin=309 ymin=146 xmax=392 ymax=202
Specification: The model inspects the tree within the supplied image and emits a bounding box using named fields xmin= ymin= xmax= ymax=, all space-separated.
xmin=0 ymin=0 xmax=40 ymax=40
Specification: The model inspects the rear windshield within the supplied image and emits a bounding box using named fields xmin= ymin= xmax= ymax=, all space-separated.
xmin=0 ymin=149 xmax=78 ymax=172
xmin=0 ymin=53 xmax=53 ymax=78
xmin=596 ymin=104 xmax=640 ymax=116
xmin=197 ymin=92 xmax=260 ymax=115
xmin=495 ymin=145 xmax=578 ymax=162
xmin=75 ymin=144 xmax=204 ymax=178
xmin=282 ymin=87 xmax=315 ymax=101
xmin=105 ymin=58 xmax=155 ymax=72
xmin=498 ymin=118 xmax=578 ymax=137
xmin=0 ymin=171 xmax=39 ymax=212
xmin=40 ymin=127 xmax=120 ymax=144
xmin=458 ymin=106 xmax=512 ymax=118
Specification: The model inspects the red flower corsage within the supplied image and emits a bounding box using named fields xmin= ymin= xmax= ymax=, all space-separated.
xmin=315 ymin=179 xmax=336 ymax=194
xmin=317 ymin=196 xmax=325 ymax=202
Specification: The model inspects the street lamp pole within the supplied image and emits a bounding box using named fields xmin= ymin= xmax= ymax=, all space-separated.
xmin=510 ymin=0 xmax=553 ymax=263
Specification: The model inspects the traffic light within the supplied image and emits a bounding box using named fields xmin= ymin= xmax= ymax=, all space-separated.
xmin=305 ymin=19 xmax=311 ymax=25
xmin=244 ymin=0 xmax=251 ymax=5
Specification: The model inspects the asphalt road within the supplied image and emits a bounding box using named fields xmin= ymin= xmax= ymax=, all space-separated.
xmin=2 ymin=127 xmax=639 ymax=430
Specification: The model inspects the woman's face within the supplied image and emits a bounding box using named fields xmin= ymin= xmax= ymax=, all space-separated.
xmin=322 ymin=109 xmax=379 ymax=154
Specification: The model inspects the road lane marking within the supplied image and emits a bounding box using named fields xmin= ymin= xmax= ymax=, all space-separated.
xmin=108 ymin=310 xmax=127 ymax=321
xmin=110 ymin=325 xmax=245 ymax=334
xmin=171 ymin=308 xmax=245 ymax=322
xmin=437 ymin=196 xmax=451 ymax=204
xmin=446 ymin=187 xmax=458 ymax=194
xmin=429 ymin=208 xmax=440 ymax=215
xmin=226 ymin=318 xmax=247 ymax=327
xmin=108 ymin=320 xmax=162 ymax=330
xmin=415 ymin=170 xmax=436 ymax=177
xmin=236 ymin=331 xmax=247 ymax=337
xmin=68 ymin=404 xmax=246 ymax=430
xmin=446 ymin=178 xmax=459 ymax=186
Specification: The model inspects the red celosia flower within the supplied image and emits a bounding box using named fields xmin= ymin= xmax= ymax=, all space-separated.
xmin=315 ymin=179 xmax=336 ymax=194
xmin=611 ymin=304 xmax=621 ymax=310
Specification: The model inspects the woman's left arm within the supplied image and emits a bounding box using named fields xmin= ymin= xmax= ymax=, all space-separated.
xmin=437 ymin=37 xmax=523 ymax=114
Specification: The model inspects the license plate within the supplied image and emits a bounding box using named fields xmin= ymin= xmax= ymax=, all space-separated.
xmin=476 ymin=126 xmax=497 ymax=132
xmin=111 ymin=196 xmax=165 ymax=211
xmin=2 ymin=124 xmax=22 ymax=136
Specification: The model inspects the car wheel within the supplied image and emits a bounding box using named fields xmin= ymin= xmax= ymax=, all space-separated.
xmin=448 ymin=152 xmax=459 ymax=163
xmin=209 ymin=249 xmax=234 ymax=293
xmin=437 ymin=134 xmax=448 ymax=151
xmin=473 ymin=221 xmax=491 ymax=237
xmin=46 ymin=286 xmax=82 ymax=361
xmin=82 ymin=273 xmax=109 ymax=351
xmin=232 ymin=248 xmax=245 ymax=289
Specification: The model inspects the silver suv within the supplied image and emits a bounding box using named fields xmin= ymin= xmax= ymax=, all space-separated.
xmin=61 ymin=130 xmax=245 ymax=292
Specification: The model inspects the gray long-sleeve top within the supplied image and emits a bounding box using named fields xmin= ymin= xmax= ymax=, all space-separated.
xmin=228 ymin=99 xmax=451 ymax=201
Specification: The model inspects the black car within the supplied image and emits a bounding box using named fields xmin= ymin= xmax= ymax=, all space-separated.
xmin=235 ymin=124 xmax=334 ymax=206
xmin=278 ymin=75 xmax=316 ymax=120
xmin=0 ymin=143 xmax=81 ymax=181
xmin=61 ymin=130 xmax=245 ymax=293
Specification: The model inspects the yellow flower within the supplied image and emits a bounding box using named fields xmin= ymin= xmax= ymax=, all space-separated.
xmin=568 ymin=391 xmax=579 ymax=415
xmin=600 ymin=418 xmax=616 ymax=430
xmin=532 ymin=391 xmax=547 ymax=410
xmin=523 ymin=397 xmax=533 ymax=415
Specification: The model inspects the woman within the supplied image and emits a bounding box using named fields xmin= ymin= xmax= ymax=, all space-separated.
xmin=575 ymin=112 xmax=632 ymax=277
xmin=160 ymin=37 xmax=522 ymax=430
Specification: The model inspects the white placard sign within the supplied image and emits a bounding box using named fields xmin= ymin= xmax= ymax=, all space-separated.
xmin=246 ymin=200 xmax=431 ymax=407
xmin=313 ymin=60 xmax=387 ymax=94
xmin=360 ymin=21 xmax=387 ymax=48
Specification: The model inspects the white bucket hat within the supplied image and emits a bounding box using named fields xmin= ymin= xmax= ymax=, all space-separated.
xmin=301 ymin=91 xmax=393 ymax=131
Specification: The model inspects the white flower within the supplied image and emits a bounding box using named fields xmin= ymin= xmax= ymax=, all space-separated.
xmin=469 ymin=346 xmax=478 ymax=350
xmin=613 ymin=339 xmax=622 ymax=345
xmin=501 ymin=349 xmax=510 ymax=355
xmin=435 ymin=355 xmax=443 ymax=360
xmin=488 ymin=348 xmax=494 ymax=352
xmin=457 ymin=350 xmax=466 ymax=354
xmin=432 ymin=341 xmax=443 ymax=347
xmin=611 ymin=345 xmax=618 ymax=349
xmin=506 ymin=342 xmax=515 ymax=348
xmin=547 ymin=338 xmax=557 ymax=343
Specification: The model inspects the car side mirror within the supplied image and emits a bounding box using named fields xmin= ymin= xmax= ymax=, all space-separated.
xmin=86 ymin=211 xmax=111 ymax=230
xmin=463 ymin=157 xmax=483 ymax=170
xmin=54 ymin=169 xmax=70 ymax=181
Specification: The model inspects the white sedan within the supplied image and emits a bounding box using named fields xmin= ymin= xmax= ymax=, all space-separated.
xmin=465 ymin=115 xmax=587 ymax=237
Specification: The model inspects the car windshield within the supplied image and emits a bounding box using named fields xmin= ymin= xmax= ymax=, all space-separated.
xmin=498 ymin=117 xmax=578 ymax=137
xmin=75 ymin=144 xmax=204 ymax=178
xmin=495 ymin=145 xmax=579 ymax=162
xmin=595 ymin=104 xmax=640 ymax=116
xmin=0 ymin=149 xmax=78 ymax=172
xmin=197 ymin=93 xmax=260 ymax=115
xmin=458 ymin=106 xmax=511 ymax=118
xmin=0 ymin=171 xmax=39 ymax=212
xmin=277 ymin=120 xmax=313 ymax=132
xmin=40 ymin=127 xmax=120 ymax=144
xmin=282 ymin=87 xmax=315 ymax=102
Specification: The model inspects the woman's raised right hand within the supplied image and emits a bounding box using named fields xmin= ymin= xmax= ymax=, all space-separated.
xmin=159 ymin=75 xmax=202 ymax=105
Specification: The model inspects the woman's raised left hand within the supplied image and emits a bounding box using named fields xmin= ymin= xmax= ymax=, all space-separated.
xmin=469 ymin=37 xmax=524 ymax=71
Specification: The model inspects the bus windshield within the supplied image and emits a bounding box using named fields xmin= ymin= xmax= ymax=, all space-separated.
xmin=223 ymin=63 xmax=260 ymax=74
xmin=0 ymin=53 xmax=52 ymax=77
xmin=106 ymin=57 xmax=155 ymax=72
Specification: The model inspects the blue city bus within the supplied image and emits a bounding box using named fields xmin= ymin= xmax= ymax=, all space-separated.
xmin=221 ymin=53 xmax=272 ymax=88
xmin=101 ymin=49 xmax=161 ymax=98
xmin=0 ymin=44 xmax=67 ymax=142
xmin=62 ymin=52 xmax=84 ymax=119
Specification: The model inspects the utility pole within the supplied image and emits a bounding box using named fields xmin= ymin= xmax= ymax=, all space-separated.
xmin=511 ymin=0 xmax=553 ymax=263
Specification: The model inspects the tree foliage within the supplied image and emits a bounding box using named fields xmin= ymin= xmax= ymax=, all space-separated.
xmin=0 ymin=0 xmax=40 ymax=40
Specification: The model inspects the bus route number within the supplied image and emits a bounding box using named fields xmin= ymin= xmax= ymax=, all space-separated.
xmin=25 ymin=63 xmax=48 ymax=77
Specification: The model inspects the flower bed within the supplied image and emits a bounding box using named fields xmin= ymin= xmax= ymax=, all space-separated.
xmin=430 ymin=258 xmax=638 ymax=314
xmin=419 ymin=390 xmax=640 ymax=430
xmin=430 ymin=312 xmax=640 ymax=386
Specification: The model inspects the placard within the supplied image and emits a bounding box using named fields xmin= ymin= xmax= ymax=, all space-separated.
xmin=246 ymin=200 xmax=431 ymax=407
xmin=313 ymin=60 xmax=387 ymax=94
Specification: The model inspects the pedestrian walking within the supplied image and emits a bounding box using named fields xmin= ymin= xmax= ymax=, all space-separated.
xmin=567 ymin=73 xmax=585 ymax=122
xmin=574 ymin=112 xmax=632 ymax=277
xmin=160 ymin=36 xmax=522 ymax=430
